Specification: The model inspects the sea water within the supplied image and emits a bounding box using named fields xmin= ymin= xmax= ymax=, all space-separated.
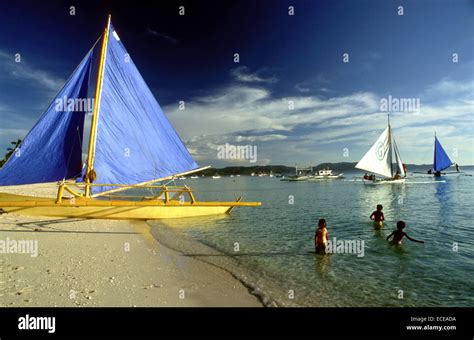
xmin=144 ymin=171 xmax=474 ymax=307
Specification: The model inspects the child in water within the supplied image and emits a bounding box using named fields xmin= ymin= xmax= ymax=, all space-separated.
xmin=370 ymin=204 xmax=385 ymax=229
xmin=315 ymin=219 xmax=329 ymax=254
xmin=386 ymin=221 xmax=424 ymax=245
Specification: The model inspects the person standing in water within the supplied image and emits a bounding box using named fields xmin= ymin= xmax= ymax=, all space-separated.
xmin=315 ymin=219 xmax=329 ymax=254
xmin=370 ymin=204 xmax=385 ymax=229
xmin=386 ymin=221 xmax=424 ymax=245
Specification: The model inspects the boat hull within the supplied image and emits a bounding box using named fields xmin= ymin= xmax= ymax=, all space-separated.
xmin=0 ymin=193 xmax=259 ymax=220
xmin=362 ymin=178 xmax=406 ymax=185
xmin=308 ymin=174 xmax=344 ymax=180
xmin=287 ymin=176 xmax=309 ymax=182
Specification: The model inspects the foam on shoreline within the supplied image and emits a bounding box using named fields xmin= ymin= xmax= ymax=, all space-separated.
xmin=148 ymin=220 xmax=302 ymax=307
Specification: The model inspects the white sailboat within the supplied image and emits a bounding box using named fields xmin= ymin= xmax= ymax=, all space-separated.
xmin=355 ymin=116 xmax=406 ymax=184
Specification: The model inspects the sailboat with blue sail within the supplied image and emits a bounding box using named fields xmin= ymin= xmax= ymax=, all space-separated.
xmin=0 ymin=16 xmax=260 ymax=219
xmin=427 ymin=134 xmax=461 ymax=177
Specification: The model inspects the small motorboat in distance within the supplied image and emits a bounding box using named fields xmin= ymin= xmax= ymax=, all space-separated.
xmin=286 ymin=165 xmax=311 ymax=182
xmin=308 ymin=166 xmax=344 ymax=180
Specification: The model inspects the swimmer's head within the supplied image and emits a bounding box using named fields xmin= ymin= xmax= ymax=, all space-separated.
xmin=397 ymin=220 xmax=406 ymax=230
xmin=377 ymin=204 xmax=383 ymax=211
xmin=318 ymin=219 xmax=326 ymax=228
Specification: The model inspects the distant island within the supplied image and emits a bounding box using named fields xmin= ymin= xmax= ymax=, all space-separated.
xmin=201 ymin=162 xmax=473 ymax=176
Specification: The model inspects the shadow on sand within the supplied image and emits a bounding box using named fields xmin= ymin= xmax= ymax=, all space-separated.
xmin=0 ymin=217 xmax=139 ymax=235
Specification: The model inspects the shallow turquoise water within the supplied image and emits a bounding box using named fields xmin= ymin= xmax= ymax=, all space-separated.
xmin=146 ymin=172 xmax=474 ymax=307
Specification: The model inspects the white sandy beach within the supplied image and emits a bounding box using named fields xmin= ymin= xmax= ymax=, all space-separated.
xmin=0 ymin=183 xmax=261 ymax=307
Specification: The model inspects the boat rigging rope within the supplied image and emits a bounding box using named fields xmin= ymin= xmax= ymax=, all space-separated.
xmin=63 ymin=125 xmax=84 ymax=181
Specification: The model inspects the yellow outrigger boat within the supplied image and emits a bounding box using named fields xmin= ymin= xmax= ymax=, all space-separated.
xmin=0 ymin=188 xmax=257 ymax=220
xmin=0 ymin=16 xmax=260 ymax=219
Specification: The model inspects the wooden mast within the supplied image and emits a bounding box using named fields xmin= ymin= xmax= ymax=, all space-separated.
xmin=387 ymin=114 xmax=393 ymax=178
xmin=85 ymin=14 xmax=111 ymax=197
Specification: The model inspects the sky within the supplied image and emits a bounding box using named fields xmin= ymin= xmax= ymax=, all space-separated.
xmin=0 ymin=0 xmax=473 ymax=167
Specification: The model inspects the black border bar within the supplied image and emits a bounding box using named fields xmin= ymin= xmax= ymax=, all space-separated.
xmin=0 ymin=307 xmax=472 ymax=338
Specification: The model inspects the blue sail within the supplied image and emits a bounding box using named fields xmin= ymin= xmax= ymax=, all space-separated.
xmin=85 ymin=23 xmax=198 ymax=194
xmin=434 ymin=136 xmax=453 ymax=172
xmin=0 ymin=48 xmax=96 ymax=186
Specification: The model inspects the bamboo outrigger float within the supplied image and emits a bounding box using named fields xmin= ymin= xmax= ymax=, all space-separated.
xmin=0 ymin=15 xmax=261 ymax=219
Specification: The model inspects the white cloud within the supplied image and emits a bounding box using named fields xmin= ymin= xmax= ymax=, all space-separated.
xmin=165 ymin=77 xmax=474 ymax=165
xmin=294 ymin=74 xmax=333 ymax=93
xmin=424 ymin=78 xmax=473 ymax=99
xmin=0 ymin=128 xmax=29 ymax=139
xmin=146 ymin=28 xmax=178 ymax=44
xmin=235 ymin=134 xmax=287 ymax=142
xmin=294 ymin=83 xmax=310 ymax=93
xmin=0 ymin=49 xmax=65 ymax=92
xmin=230 ymin=66 xmax=278 ymax=83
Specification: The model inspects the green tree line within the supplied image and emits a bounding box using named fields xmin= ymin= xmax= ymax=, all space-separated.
xmin=0 ymin=139 xmax=22 ymax=168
